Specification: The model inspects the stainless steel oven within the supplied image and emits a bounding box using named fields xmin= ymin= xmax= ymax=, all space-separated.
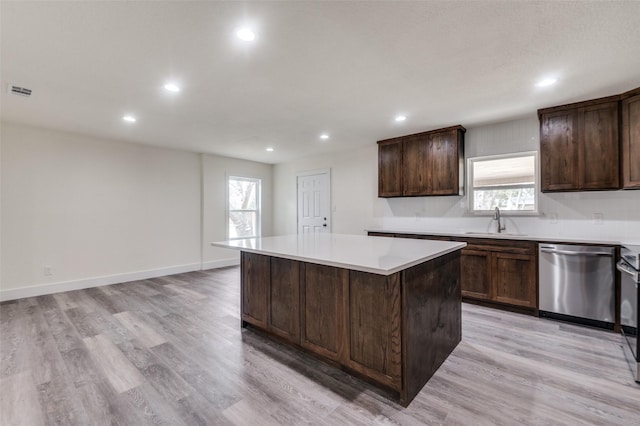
xmin=619 ymin=245 xmax=639 ymax=384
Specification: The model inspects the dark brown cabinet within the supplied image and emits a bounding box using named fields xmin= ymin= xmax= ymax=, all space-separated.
xmin=269 ymin=257 xmax=300 ymax=343
xmin=378 ymin=125 xmax=465 ymax=197
xmin=378 ymin=139 xmax=403 ymax=197
xmin=539 ymin=97 xmax=620 ymax=192
xmin=346 ymin=271 xmax=402 ymax=389
xmin=621 ymin=88 xmax=640 ymax=189
xmin=460 ymin=248 xmax=491 ymax=301
xmin=492 ymin=251 xmax=537 ymax=308
xmin=241 ymin=248 xmax=461 ymax=406
xmin=241 ymin=252 xmax=270 ymax=328
xmin=458 ymin=239 xmax=537 ymax=310
xmin=299 ymin=263 xmax=348 ymax=361
xmin=369 ymin=232 xmax=538 ymax=313
xmin=241 ymin=253 xmax=301 ymax=344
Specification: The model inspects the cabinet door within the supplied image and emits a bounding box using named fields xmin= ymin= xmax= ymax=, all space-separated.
xmin=346 ymin=271 xmax=402 ymax=390
xmin=378 ymin=139 xmax=403 ymax=197
xmin=622 ymin=93 xmax=640 ymax=189
xmin=460 ymin=248 xmax=492 ymax=300
xmin=579 ymin=101 xmax=620 ymax=190
xmin=300 ymin=263 xmax=348 ymax=361
xmin=241 ymin=252 xmax=270 ymax=328
xmin=269 ymin=257 xmax=300 ymax=344
xmin=540 ymin=110 xmax=580 ymax=191
xmin=427 ymin=129 xmax=460 ymax=195
xmin=493 ymin=253 xmax=536 ymax=308
xmin=402 ymin=134 xmax=430 ymax=195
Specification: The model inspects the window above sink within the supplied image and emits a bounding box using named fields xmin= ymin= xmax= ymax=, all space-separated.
xmin=467 ymin=151 xmax=539 ymax=215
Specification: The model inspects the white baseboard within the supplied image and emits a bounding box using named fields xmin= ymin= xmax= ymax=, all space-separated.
xmin=0 ymin=262 xmax=208 ymax=302
xmin=201 ymin=257 xmax=240 ymax=270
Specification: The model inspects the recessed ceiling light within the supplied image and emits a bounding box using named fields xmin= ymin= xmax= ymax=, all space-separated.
xmin=236 ymin=28 xmax=256 ymax=41
xmin=164 ymin=83 xmax=180 ymax=92
xmin=536 ymin=78 xmax=557 ymax=87
xmin=320 ymin=134 xmax=329 ymax=140
xmin=266 ymin=147 xmax=274 ymax=152
xmin=395 ymin=115 xmax=407 ymax=122
xmin=122 ymin=115 xmax=137 ymax=123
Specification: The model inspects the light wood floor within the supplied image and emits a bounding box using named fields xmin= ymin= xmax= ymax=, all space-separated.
xmin=1 ymin=267 xmax=638 ymax=425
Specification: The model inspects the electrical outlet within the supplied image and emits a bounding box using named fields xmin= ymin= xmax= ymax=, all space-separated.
xmin=43 ymin=266 xmax=53 ymax=276
xmin=592 ymin=213 xmax=603 ymax=225
xmin=549 ymin=213 xmax=558 ymax=224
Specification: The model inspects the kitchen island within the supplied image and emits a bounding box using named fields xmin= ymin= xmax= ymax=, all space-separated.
xmin=212 ymin=233 xmax=466 ymax=405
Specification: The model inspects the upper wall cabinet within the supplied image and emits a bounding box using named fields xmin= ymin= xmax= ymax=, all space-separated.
xmin=621 ymin=87 xmax=640 ymax=189
xmin=378 ymin=125 xmax=465 ymax=198
xmin=539 ymin=96 xmax=620 ymax=192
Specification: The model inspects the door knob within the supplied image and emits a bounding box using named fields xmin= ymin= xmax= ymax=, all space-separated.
xmin=323 ymin=224 xmax=327 ymax=227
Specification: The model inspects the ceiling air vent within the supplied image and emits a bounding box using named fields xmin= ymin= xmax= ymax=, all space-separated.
xmin=7 ymin=84 xmax=32 ymax=97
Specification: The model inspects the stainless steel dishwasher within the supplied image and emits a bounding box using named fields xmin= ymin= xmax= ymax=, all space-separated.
xmin=539 ymin=243 xmax=615 ymax=328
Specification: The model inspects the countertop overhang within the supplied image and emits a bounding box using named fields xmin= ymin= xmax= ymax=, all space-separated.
xmin=211 ymin=233 xmax=466 ymax=275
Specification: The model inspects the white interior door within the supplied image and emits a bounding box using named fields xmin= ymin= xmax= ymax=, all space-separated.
xmin=297 ymin=170 xmax=331 ymax=234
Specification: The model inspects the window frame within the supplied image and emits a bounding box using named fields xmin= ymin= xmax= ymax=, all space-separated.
xmin=466 ymin=151 xmax=539 ymax=216
xmin=227 ymin=176 xmax=262 ymax=240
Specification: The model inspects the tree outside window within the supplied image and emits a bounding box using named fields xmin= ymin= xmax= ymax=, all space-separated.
xmin=468 ymin=152 xmax=538 ymax=214
xmin=228 ymin=177 xmax=261 ymax=239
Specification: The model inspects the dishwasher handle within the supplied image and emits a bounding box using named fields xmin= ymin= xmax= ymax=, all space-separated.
xmin=617 ymin=260 xmax=640 ymax=281
xmin=539 ymin=247 xmax=613 ymax=257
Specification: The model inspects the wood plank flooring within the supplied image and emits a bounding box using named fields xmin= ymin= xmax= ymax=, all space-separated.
xmin=1 ymin=267 xmax=638 ymax=425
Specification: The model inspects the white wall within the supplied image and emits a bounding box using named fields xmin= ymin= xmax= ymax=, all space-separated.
xmin=274 ymin=116 xmax=640 ymax=243
xmin=0 ymin=123 xmax=274 ymax=300
xmin=202 ymin=154 xmax=273 ymax=268
xmin=273 ymin=146 xmax=381 ymax=235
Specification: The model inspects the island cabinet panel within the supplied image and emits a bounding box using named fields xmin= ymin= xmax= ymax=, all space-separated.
xmin=269 ymin=257 xmax=300 ymax=344
xmin=621 ymin=90 xmax=640 ymax=189
xmin=378 ymin=139 xmax=403 ymax=197
xmin=460 ymin=249 xmax=492 ymax=301
xmin=300 ymin=263 xmax=348 ymax=362
xmin=401 ymin=251 xmax=461 ymax=402
xmin=241 ymin=252 xmax=270 ymax=328
xmin=346 ymin=271 xmax=402 ymax=390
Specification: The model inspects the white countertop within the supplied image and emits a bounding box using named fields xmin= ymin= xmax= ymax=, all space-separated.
xmin=366 ymin=228 xmax=625 ymax=246
xmin=211 ymin=233 xmax=466 ymax=276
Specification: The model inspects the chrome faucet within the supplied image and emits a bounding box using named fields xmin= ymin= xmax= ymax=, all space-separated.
xmin=494 ymin=207 xmax=506 ymax=233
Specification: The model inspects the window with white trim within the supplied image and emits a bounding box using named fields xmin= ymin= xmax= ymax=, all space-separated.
xmin=228 ymin=177 xmax=261 ymax=239
xmin=467 ymin=151 xmax=538 ymax=214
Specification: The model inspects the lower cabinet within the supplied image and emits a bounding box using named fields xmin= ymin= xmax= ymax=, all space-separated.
xmin=460 ymin=239 xmax=537 ymax=310
xmin=368 ymin=232 xmax=539 ymax=312
xmin=459 ymin=248 xmax=492 ymax=301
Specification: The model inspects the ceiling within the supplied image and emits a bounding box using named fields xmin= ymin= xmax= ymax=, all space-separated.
xmin=2 ymin=1 xmax=640 ymax=164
